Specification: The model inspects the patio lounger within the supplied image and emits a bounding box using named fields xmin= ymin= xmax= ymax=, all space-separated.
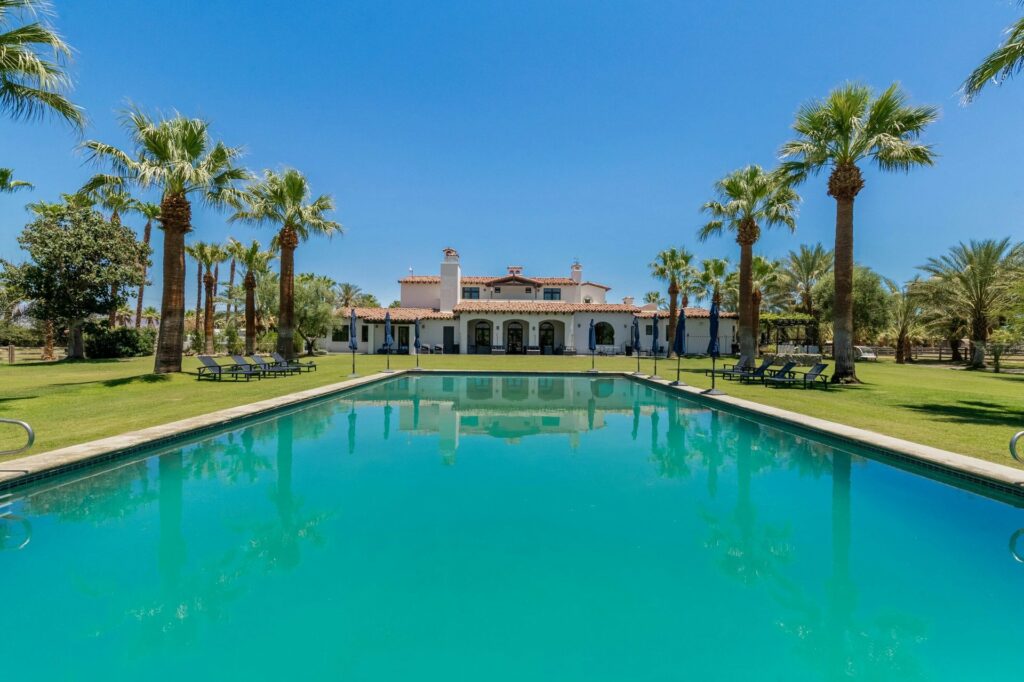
xmin=748 ymin=361 xmax=796 ymax=384
xmin=705 ymin=357 xmax=772 ymax=381
xmin=198 ymin=355 xmax=259 ymax=381
xmin=526 ymin=346 xmax=541 ymax=355
xmin=252 ymin=354 xmax=299 ymax=376
xmin=272 ymin=351 xmax=317 ymax=372
xmin=765 ymin=363 xmax=830 ymax=389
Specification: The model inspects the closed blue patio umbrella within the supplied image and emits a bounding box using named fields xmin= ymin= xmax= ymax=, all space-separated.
xmin=704 ymin=298 xmax=724 ymax=395
xmin=348 ymin=308 xmax=359 ymax=377
xmin=383 ymin=311 xmax=394 ymax=372
xmin=347 ymin=406 xmax=356 ymax=455
xmin=651 ymin=313 xmax=661 ymax=379
xmin=631 ymin=316 xmax=642 ymax=375
xmin=588 ymin=319 xmax=597 ymax=372
xmin=413 ymin=318 xmax=422 ymax=370
xmin=671 ymin=309 xmax=687 ymax=386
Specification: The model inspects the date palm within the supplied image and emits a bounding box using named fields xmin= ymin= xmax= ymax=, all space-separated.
xmin=699 ymin=165 xmax=799 ymax=368
xmin=82 ymin=108 xmax=249 ymax=373
xmin=0 ymin=168 xmax=32 ymax=193
xmin=962 ymin=2 xmax=1024 ymax=101
xmin=779 ymin=243 xmax=833 ymax=316
xmin=643 ymin=290 xmax=666 ymax=308
xmin=917 ymin=239 xmax=1023 ymax=369
xmin=236 ymin=240 xmax=275 ymax=354
xmin=780 ymin=82 xmax=938 ymax=382
xmin=884 ymin=278 xmax=925 ymax=364
xmin=230 ymin=169 xmax=341 ymax=360
xmin=131 ymin=202 xmax=160 ymax=328
xmin=699 ymin=258 xmax=730 ymax=306
xmin=650 ymin=247 xmax=700 ymax=357
xmin=334 ymin=282 xmax=362 ymax=310
xmin=0 ymin=0 xmax=83 ymax=128
xmin=142 ymin=305 xmax=159 ymax=328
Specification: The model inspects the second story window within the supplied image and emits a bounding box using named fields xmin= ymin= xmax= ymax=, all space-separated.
xmin=543 ymin=288 xmax=561 ymax=300
xmin=493 ymin=287 xmax=501 ymax=293
xmin=462 ymin=287 xmax=480 ymax=299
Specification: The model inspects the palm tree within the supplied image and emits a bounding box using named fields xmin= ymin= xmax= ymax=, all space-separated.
xmin=142 ymin=305 xmax=159 ymax=328
xmin=962 ymin=2 xmax=1024 ymax=101
xmin=698 ymin=258 xmax=730 ymax=306
xmin=184 ymin=242 xmax=205 ymax=332
xmin=699 ymin=165 xmax=799 ymax=368
xmin=132 ymin=202 xmax=160 ymax=328
xmin=650 ymin=247 xmax=701 ymax=357
xmin=884 ymin=279 xmax=925 ymax=364
xmin=750 ymin=257 xmax=782 ymax=352
xmin=917 ymin=239 xmax=1022 ymax=368
xmin=236 ymin=240 xmax=275 ymax=354
xmin=224 ymin=237 xmax=248 ymax=321
xmin=0 ymin=0 xmax=83 ymax=128
xmin=0 ymin=168 xmax=32 ymax=193
xmin=643 ymin=291 xmax=666 ymax=308
xmin=82 ymin=107 xmax=249 ymax=373
xmin=334 ymin=282 xmax=362 ymax=310
xmin=190 ymin=242 xmax=228 ymax=354
xmin=91 ymin=187 xmax=139 ymax=325
xmin=780 ymin=83 xmax=938 ymax=383
xmin=779 ymin=243 xmax=833 ymax=316
xmin=115 ymin=303 xmax=134 ymax=327
xmin=230 ymin=169 xmax=341 ymax=360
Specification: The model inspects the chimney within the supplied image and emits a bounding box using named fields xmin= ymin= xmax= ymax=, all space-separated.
xmin=439 ymin=247 xmax=461 ymax=312
xmin=507 ymin=265 xmax=523 ymax=276
xmin=570 ymin=260 xmax=582 ymax=283
xmin=622 ymin=296 xmax=634 ymax=306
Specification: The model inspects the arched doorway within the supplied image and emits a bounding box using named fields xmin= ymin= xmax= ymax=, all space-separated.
xmin=595 ymin=321 xmax=615 ymax=347
xmin=469 ymin=319 xmax=492 ymax=354
xmin=504 ymin=319 xmax=527 ymax=354
xmin=538 ymin=319 xmax=565 ymax=354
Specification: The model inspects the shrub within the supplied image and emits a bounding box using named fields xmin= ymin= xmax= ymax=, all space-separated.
xmin=83 ymin=323 xmax=156 ymax=359
xmin=223 ymin=323 xmax=243 ymax=355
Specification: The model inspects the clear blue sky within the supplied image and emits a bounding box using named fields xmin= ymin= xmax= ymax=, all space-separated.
xmin=2 ymin=0 xmax=1023 ymax=308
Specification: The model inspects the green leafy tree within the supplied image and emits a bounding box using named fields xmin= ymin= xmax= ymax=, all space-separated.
xmin=650 ymin=247 xmax=702 ymax=357
xmin=293 ymin=274 xmax=336 ymax=356
xmin=1 ymin=204 xmax=147 ymax=358
xmin=82 ymin=107 xmax=249 ymax=373
xmin=230 ymin=168 xmax=341 ymax=360
xmin=812 ymin=265 xmax=892 ymax=347
xmin=0 ymin=0 xmax=83 ymax=127
xmin=780 ymin=83 xmax=937 ymax=382
xmin=700 ymin=165 xmax=798 ymax=367
xmin=354 ymin=292 xmax=380 ymax=308
xmin=962 ymin=2 xmax=1024 ymax=101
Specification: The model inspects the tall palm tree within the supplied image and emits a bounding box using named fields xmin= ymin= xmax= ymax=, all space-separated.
xmin=132 ymin=202 xmax=160 ymax=328
xmin=643 ymin=290 xmax=666 ymax=308
xmin=230 ymin=168 xmax=341 ymax=359
xmin=962 ymin=2 xmax=1024 ymax=101
xmin=334 ymin=282 xmax=362 ymax=310
xmin=779 ymin=243 xmax=833 ymax=316
xmin=885 ymin=278 xmax=925 ymax=364
xmin=224 ymin=237 xmax=248 ymax=321
xmin=0 ymin=0 xmax=83 ymax=128
xmin=650 ymin=247 xmax=701 ymax=357
xmin=0 ymin=168 xmax=32 ymax=193
xmin=917 ymin=239 xmax=1022 ymax=368
xmin=699 ymin=165 xmax=799 ymax=368
xmin=190 ymin=242 xmax=228 ymax=354
xmin=184 ymin=242 xmax=205 ymax=332
xmin=750 ymin=256 xmax=782 ymax=353
xmin=780 ymin=83 xmax=938 ymax=383
xmin=699 ymin=258 xmax=730 ymax=306
xmin=142 ymin=305 xmax=159 ymax=328
xmin=82 ymin=108 xmax=249 ymax=373
xmin=237 ymin=240 xmax=275 ymax=354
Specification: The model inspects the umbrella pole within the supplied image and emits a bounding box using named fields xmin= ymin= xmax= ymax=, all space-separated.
xmin=350 ymin=349 xmax=356 ymax=377
xmin=636 ymin=348 xmax=640 ymax=375
xmin=652 ymin=352 xmax=658 ymax=379
xmin=416 ymin=349 xmax=420 ymax=369
xmin=703 ymin=356 xmax=724 ymax=395
xmin=671 ymin=356 xmax=682 ymax=386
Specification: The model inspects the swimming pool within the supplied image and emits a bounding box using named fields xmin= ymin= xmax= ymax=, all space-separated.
xmin=2 ymin=374 xmax=1022 ymax=679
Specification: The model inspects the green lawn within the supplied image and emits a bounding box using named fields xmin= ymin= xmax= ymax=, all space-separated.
xmin=2 ymin=353 xmax=1022 ymax=468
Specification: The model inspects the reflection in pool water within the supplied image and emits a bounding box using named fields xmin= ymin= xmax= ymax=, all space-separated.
xmin=2 ymin=374 xmax=1023 ymax=680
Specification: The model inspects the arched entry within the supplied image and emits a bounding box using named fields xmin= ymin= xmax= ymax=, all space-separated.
xmin=504 ymin=319 xmax=528 ymax=354
xmin=595 ymin=321 xmax=615 ymax=346
xmin=468 ymin=319 xmax=493 ymax=354
xmin=538 ymin=319 xmax=565 ymax=354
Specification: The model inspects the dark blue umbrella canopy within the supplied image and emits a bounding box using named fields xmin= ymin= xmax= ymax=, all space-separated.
xmin=632 ymin=316 xmax=640 ymax=350
xmin=707 ymin=301 xmax=720 ymax=358
xmin=651 ymin=313 xmax=660 ymax=354
xmin=384 ymin=311 xmax=394 ymax=347
xmin=414 ymin=318 xmax=421 ymax=350
xmin=588 ymin=319 xmax=597 ymax=352
xmin=348 ymin=308 xmax=358 ymax=351
xmin=673 ymin=309 xmax=687 ymax=357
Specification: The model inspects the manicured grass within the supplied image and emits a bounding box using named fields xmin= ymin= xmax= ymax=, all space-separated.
xmin=1 ymin=353 xmax=1022 ymax=467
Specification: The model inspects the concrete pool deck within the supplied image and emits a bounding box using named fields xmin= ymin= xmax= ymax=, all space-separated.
xmin=2 ymin=369 xmax=1022 ymax=500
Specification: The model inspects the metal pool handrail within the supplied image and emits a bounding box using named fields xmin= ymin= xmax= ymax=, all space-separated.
xmin=1011 ymin=431 xmax=1024 ymax=464
xmin=0 ymin=418 xmax=34 ymax=456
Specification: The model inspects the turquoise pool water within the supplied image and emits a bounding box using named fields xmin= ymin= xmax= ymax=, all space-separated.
xmin=2 ymin=374 xmax=1022 ymax=680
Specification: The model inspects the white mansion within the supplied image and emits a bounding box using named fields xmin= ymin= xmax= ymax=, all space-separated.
xmin=320 ymin=248 xmax=736 ymax=355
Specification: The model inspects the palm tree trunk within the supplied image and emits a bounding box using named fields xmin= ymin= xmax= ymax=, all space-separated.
xmin=969 ymin=316 xmax=987 ymax=369
xmin=154 ymin=193 xmax=191 ymax=374
xmin=134 ymin=218 xmax=152 ymax=329
xmin=666 ymin=279 xmax=679 ymax=359
xmin=227 ymin=258 xmax=236 ymax=320
xmin=41 ymin=320 xmax=55 ymax=361
xmin=194 ymin=261 xmax=202 ymax=332
xmin=204 ymin=271 xmax=216 ymax=355
xmin=828 ymin=164 xmax=863 ymax=384
xmin=948 ymin=335 xmax=963 ymax=363
xmin=244 ymin=272 xmax=256 ymax=355
xmin=277 ymin=225 xmax=299 ymax=360
xmin=68 ymin=319 xmax=85 ymax=359
xmin=895 ymin=332 xmax=906 ymax=364
xmin=736 ymin=223 xmax=757 ymax=368
xmin=751 ymin=289 xmax=762 ymax=358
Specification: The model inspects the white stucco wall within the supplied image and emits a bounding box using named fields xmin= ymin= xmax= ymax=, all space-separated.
xmin=400 ymin=283 xmax=441 ymax=309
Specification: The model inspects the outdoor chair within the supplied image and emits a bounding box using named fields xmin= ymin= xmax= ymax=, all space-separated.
xmin=272 ymin=351 xmax=317 ymax=372
xmin=764 ymin=363 xmax=830 ymax=389
xmin=252 ymin=354 xmax=300 ymax=376
xmin=198 ymin=355 xmax=259 ymax=381
xmin=526 ymin=346 xmax=541 ymax=355
xmin=706 ymin=357 xmax=772 ymax=381
xmin=750 ymin=361 xmax=797 ymax=385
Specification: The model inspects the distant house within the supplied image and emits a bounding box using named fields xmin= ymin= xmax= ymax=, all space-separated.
xmin=320 ymin=248 xmax=736 ymax=355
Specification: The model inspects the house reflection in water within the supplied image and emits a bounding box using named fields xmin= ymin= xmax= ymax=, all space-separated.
xmin=351 ymin=375 xmax=700 ymax=464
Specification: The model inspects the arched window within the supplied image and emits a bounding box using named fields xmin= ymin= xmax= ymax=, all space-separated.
xmin=595 ymin=321 xmax=614 ymax=345
xmin=539 ymin=322 xmax=555 ymax=349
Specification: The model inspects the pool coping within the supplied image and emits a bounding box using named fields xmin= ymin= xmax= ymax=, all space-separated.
xmin=2 ymin=368 xmax=1022 ymax=501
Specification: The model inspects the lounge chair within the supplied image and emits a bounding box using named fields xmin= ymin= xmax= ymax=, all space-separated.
xmin=272 ymin=351 xmax=317 ymax=372
xmin=198 ymin=355 xmax=259 ymax=381
xmin=706 ymin=357 xmax=772 ymax=381
xmin=251 ymin=354 xmax=299 ymax=376
xmin=764 ymin=363 xmax=830 ymax=389
xmin=747 ymin=361 xmax=796 ymax=384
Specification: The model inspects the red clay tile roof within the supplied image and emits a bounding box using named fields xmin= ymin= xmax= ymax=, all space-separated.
xmin=347 ymin=304 xmax=734 ymax=320
xmin=398 ymin=275 xmax=609 ymax=289
xmin=635 ymin=307 xmax=737 ymax=319
xmin=349 ymin=307 xmax=454 ymax=322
